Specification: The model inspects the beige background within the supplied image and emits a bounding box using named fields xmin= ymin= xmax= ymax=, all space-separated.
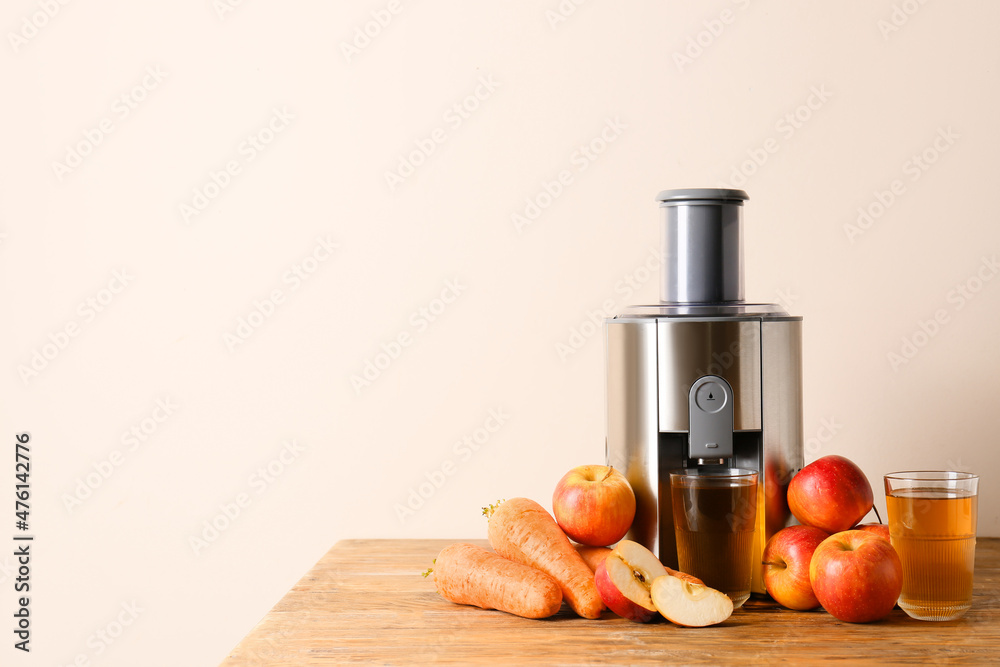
xmin=3 ymin=1 xmax=998 ymax=665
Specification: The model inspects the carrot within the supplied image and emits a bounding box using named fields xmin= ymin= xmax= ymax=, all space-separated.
xmin=487 ymin=498 xmax=605 ymax=619
xmin=430 ymin=543 xmax=562 ymax=619
xmin=575 ymin=545 xmax=612 ymax=573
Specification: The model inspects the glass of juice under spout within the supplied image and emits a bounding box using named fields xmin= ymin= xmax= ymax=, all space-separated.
xmin=670 ymin=468 xmax=758 ymax=608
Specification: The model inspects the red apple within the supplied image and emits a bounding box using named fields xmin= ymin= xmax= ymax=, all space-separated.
xmin=787 ymin=455 xmax=873 ymax=534
xmin=553 ymin=465 xmax=636 ymax=546
xmin=761 ymin=525 xmax=830 ymax=610
xmin=854 ymin=523 xmax=891 ymax=543
xmin=809 ymin=530 xmax=903 ymax=623
xmin=594 ymin=540 xmax=666 ymax=622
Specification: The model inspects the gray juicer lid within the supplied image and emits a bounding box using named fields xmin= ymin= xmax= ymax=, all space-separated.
xmin=656 ymin=188 xmax=749 ymax=205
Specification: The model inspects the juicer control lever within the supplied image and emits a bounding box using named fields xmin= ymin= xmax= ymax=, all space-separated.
xmin=688 ymin=375 xmax=734 ymax=462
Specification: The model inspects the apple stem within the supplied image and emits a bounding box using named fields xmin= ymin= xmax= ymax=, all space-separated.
xmin=602 ymin=466 xmax=615 ymax=482
xmin=873 ymin=506 xmax=883 ymax=524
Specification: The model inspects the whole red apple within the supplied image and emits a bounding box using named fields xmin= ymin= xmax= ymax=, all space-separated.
xmin=809 ymin=530 xmax=902 ymax=623
xmin=762 ymin=525 xmax=830 ymax=610
xmin=788 ymin=455 xmax=873 ymax=533
xmin=854 ymin=523 xmax=891 ymax=543
xmin=553 ymin=465 xmax=635 ymax=546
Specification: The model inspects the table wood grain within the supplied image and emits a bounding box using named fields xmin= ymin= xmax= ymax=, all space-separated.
xmin=220 ymin=538 xmax=1000 ymax=665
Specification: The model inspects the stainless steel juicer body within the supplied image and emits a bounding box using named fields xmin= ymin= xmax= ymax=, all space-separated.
xmin=604 ymin=189 xmax=803 ymax=594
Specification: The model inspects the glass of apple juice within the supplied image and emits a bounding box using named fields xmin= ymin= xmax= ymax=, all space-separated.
xmin=884 ymin=471 xmax=979 ymax=621
xmin=670 ymin=468 xmax=758 ymax=609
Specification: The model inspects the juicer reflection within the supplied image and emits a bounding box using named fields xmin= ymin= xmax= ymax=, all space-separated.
xmin=604 ymin=189 xmax=803 ymax=595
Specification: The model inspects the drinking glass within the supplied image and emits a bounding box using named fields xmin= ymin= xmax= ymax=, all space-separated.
xmin=670 ymin=468 xmax=758 ymax=608
xmin=884 ymin=471 xmax=979 ymax=621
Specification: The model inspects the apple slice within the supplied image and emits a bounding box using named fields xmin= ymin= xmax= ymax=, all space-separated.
xmin=594 ymin=540 xmax=668 ymax=623
xmin=665 ymin=566 xmax=703 ymax=586
xmin=650 ymin=574 xmax=734 ymax=627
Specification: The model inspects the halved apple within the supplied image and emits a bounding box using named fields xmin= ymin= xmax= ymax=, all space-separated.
xmin=650 ymin=573 xmax=734 ymax=627
xmin=593 ymin=540 xmax=668 ymax=623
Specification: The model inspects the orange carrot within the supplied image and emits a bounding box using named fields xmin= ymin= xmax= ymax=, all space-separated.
xmin=430 ymin=543 xmax=562 ymax=619
xmin=575 ymin=545 xmax=613 ymax=573
xmin=487 ymin=498 xmax=605 ymax=619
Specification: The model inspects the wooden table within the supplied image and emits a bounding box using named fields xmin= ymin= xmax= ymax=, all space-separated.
xmin=221 ymin=538 xmax=1000 ymax=665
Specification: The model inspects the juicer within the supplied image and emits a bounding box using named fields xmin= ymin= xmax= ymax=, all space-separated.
xmin=604 ymin=188 xmax=803 ymax=594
